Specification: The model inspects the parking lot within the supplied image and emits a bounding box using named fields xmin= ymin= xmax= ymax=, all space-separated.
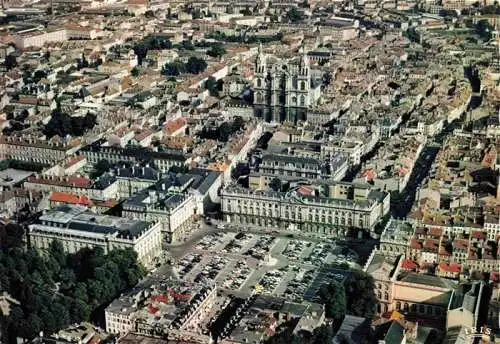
xmin=174 ymin=232 xmax=360 ymax=302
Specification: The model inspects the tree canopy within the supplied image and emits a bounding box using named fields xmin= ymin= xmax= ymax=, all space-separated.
xmin=473 ymin=19 xmax=493 ymax=41
xmin=206 ymin=44 xmax=227 ymax=58
xmin=0 ymin=244 xmax=145 ymax=343
xmin=318 ymin=280 xmax=346 ymax=320
xmin=162 ymin=60 xmax=186 ymax=76
xmin=43 ymin=110 xmax=97 ymax=139
xmin=269 ymin=177 xmax=282 ymax=192
xmin=162 ymin=57 xmax=207 ymax=76
xmin=185 ymin=56 xmax=207 ymax=74
xmin=133 ymin=35 xmax=173 ymax=64
xmin=4 ymin=55 xmax=17 ymax=71
xmin=204 ymin=76 xmax=219 ymax=96
xmin=344 ymin=270 xmax=377 ymax=319
xmin=284 ymin=8 xmax=303 ymax=23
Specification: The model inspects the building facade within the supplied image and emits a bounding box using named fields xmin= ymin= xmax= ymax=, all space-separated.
xmin=221 ymin=182 xmax=390 ymax=236
xmin=253 ymin=45 xmax=315 ymax=123
xmin=28 ymin=204 xmax=162 ymax=268
xmin=0 ymin=135 xmax=80 ymax=165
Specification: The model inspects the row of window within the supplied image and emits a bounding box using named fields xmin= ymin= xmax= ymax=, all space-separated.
xmin=256 ymin=78 xmax=307 ymax=90
xmin=395 ymin=302 xmax=442 ymax=316
xmin=226 ymin=199 xmax=363 ymax=215
xmin=255 ymin=93 xmax=307 ymax=106
xmin=228 ymin=210 xmax=366 ymax=227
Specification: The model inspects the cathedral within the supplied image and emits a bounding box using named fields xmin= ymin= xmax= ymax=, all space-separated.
xmin=253 ymin=45 xmax=317 ymax=123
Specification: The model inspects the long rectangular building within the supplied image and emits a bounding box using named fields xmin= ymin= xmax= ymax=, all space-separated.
xmin=28 ymin=204 xmax=162 ymax=268
xmin=221 ymin=182 xmax=390 ymax=236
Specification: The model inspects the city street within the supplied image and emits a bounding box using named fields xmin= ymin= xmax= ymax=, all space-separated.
xmin=390 ymin=120 xmax=459 ymax=219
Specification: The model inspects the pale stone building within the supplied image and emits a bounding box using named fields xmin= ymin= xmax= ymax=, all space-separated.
xmin=253 ymin=45 xmax=321 ymax=123
xmin=222 ymin=182 xmax=390 ymax=236
xmin=28 ymin=204 xmax=162 ymax=269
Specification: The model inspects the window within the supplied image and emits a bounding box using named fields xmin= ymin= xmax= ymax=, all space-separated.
xmin=300 ymin=95 xmax=306 ymax=106
xmin=256 ymin=78 xmax=262 ymax=87
xmin=256 ymin=92 xmax=263 ymax=103
xmin=396 ymin=302 xmax=401 ymax=311
xmin=419 ymin=305 xmax=425 ymax=313
xmin=300 ymin=81 xmax=306 ymax=90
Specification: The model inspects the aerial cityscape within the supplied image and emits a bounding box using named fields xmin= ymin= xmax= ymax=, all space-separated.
xmin=0 ymin=0 xmax=498 ymax=343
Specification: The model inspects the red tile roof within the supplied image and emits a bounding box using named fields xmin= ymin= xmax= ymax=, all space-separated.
xmin=438 ymin=262 xmax=461 ymax=273
xmin=361 ymin=168 xmax=376 ymax=181
xmin=64 ymin=155 xmax=85 ymax=169
xmin=429 ymin=227 xmax=443 ymax=237
xmin=471 ymin=231 xmax=485 ymax=240
xmin=423 ymin=239 xmax=439 ymax=251
xmin=50 ymin=192 xmax=92 ymax=206
xmin=415 ymin=227 xmax=426 ymax=235
xmin=165 ymin=117 xmax=187 ymax=135
xmin=29 ymin=175 xmax=92 ymax=188
xmin=454 ymin=239 xmax=469 ymax=251
xmin=410 ymin=238 xmax=423 ymax=249
xmin=297 ymin=185 xmax=315 ymax=196
xmin=401 ymin=259 xmax=418 ymax=270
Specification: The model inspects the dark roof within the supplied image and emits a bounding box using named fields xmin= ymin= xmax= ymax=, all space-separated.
xmin=380 ymin=321 xmax=405 ymax=344
xmin=262 ymin=154 xmax=321 ymax=166
xmin=82 ymin=143 xmax=186 ymax=162
xmin=188 ymin=168 xmax=221 ymax=195
xmin=115 ymin=164 xmax=160 ymax=181
xmin=333 ymin=315 xmax=372 ymax=344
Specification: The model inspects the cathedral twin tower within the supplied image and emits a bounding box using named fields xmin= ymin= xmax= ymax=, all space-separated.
xmin=253 ymin=44 xmax=312 ymax=123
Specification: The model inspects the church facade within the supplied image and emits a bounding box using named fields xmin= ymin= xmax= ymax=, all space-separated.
xmin=253 ymin=46 xmax=313 ymax=123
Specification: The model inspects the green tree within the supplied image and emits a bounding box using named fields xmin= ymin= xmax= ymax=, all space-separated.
xmin=232 ymin=116 xmax=245 ymax=132
xmin=93 ymin=159 xmax=110 ymax=178
xmin=72 ymin=282 xmax=89 ymax=304
xmin=4 ymin=54 xmax=17 ymax=70
xmin=33 ymin=70 xmax=47 ymax=83
xmin=58 ymin=268 xmax=76 ymax=291
xmin=162 ymin=60 xmax=186 ymax=76
xmin=344 ymin=270 xmax=377 ymax=319
xmin=284 ymin=8 xmax=303 ymax=23
xmin=204 ymin=76 xmax=219 ymax=96
xmin=185 ymin=56 xmax=207 ymax=74
xmin=240 ymin=6 xmax=252 ymax=15
xmin=218 ymin=122 xmax=233 ymax=142
xmin=49 ymin=240 xmax=66 ymax=268
xmin=133 ymin=43 xmax=148 ymax=64
xmin=0 ymin=222 xmax=25 ymax=248
xmin=269 ymin=177 xmax=282 ymax=192
xmin=207 ymin=44 xmax=227 ymax=58
xmin=131 ymin=67 xmax=140 ymax=77
xmin=474 ymin=19 xmax=493 ymax=41
xmin=318 ymin=281 xmax=346 ymax=320
xmin=70 ymin=298 xmax=91 ymax=323
xmin=480 ymin=4 xmax=499 ymax=14
xmin=50 ymin=301 xmax=70 ymax=330
xmin=18 ymin=313 xmax=42 ymax=339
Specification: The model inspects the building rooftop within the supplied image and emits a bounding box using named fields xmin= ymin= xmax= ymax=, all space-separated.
xmin=107 ymin=280 xmax=215 ymax=333
xmin=0 ymin=168 xmax=33 ymax=186
xmin=37 ymin=204 xmax=149 ymax=239
xmin=397 ymin=272 xmax=458 ymax=290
